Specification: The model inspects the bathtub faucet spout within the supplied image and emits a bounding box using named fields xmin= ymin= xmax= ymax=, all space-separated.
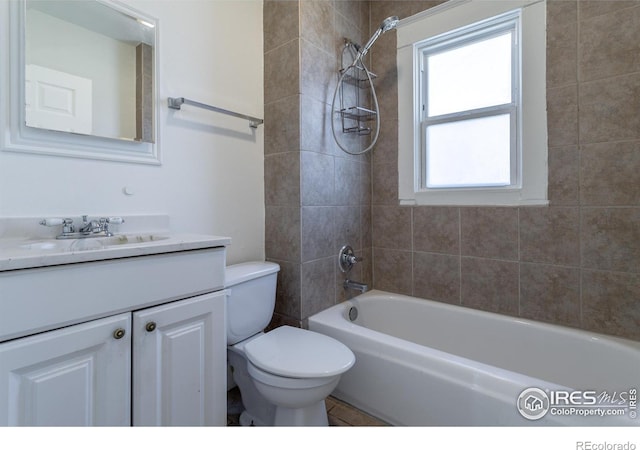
xmin=344 ymin=279 xmax=368 ymax=293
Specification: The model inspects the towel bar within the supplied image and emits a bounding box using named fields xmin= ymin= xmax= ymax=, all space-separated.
xmin=168 ymin=97 xmax=263 ymax=129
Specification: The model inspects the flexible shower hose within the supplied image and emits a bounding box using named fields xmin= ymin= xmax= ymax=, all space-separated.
xmin=330 ymin=51 xmax=381 ymax=156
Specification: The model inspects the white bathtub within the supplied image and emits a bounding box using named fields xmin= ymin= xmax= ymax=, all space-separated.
xmin=308 ymin=290 xmax=640 ymax=426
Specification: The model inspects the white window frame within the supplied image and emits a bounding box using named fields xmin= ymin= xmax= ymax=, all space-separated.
xmin=397 ymin=0 xmax=548 ymax=206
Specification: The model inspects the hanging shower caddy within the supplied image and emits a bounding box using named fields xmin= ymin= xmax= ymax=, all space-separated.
xmin=337 ymin=42 xmax=377 ymax=136
xmin=332 ymin=17 xmax=398 ymax=155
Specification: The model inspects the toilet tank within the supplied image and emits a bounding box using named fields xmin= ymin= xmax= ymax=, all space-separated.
xmin=225 ymin=261 xmax=280 ymax=345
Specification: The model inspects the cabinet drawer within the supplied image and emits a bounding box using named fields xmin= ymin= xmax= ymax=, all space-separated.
xmin=0 ymin=247 xmax=225 ymax=341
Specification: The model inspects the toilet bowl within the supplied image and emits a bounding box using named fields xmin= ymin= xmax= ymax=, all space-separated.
xmin=248 ymin=363 xmax=340 ymax=426
xmin=225 ymin=261 xmax=355 ymax=426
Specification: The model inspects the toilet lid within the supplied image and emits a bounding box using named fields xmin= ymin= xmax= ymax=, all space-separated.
xmin=243 ymin=326 xmax=355 ymax=378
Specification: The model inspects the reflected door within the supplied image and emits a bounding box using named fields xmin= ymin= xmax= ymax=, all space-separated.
xmin=25 ymin=64 xmax=92 ymax=135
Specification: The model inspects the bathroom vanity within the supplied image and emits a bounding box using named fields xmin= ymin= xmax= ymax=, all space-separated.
xmin=0 ymin=222 xmax=230 ymax=426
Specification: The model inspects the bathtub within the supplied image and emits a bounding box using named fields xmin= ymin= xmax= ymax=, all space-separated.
xmin=308 ymin=290 xmax=640 ymax=426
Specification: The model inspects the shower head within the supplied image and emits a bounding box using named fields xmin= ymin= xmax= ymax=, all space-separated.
xmin=380 ymin=15 xmax=400 ymax=33
xmin=353 ymin=16 xmax=399 ymax=65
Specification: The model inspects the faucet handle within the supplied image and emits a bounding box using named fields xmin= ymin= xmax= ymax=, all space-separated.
xmin=39 ymin=218 xmax=64 ymax=227
xmin=339 ymin=245 xmax=362 ymax=273
xmin=39 ymin=217 xmax=74 ymax=233
xmin=99 ymin=217 xmax=124 ymax=236
xmin=347 ymin=255 xmax=363 ymax=264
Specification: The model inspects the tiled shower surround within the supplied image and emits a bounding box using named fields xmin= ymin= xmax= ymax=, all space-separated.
xmin=264 ymin=0 xmax=640 ymax=341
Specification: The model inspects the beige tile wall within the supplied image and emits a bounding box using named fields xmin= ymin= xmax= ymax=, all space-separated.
xmin=264 ymin=0 xmax=373 ymax=326
xmin=369 ymin=0 xmax=640 ymax=341
xmin=264 ymin=0 xmax=639 ymax=341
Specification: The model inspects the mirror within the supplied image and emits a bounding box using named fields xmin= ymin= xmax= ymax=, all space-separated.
xmin=24 ymin=0 xmax=155 ymax=143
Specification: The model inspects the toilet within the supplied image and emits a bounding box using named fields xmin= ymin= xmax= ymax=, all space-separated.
xmin=225 ymin=261 xmax=355 ymax=426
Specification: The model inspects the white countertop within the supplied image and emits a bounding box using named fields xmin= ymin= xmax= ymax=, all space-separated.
xmin=0 ymin=233 xmax=231 ymax=271
xmin=0 ymin=215 xmax=231 ymax=271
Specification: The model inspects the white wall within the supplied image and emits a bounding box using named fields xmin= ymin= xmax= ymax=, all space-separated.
xmin=0 ymin=0 xmax=265 ymax=264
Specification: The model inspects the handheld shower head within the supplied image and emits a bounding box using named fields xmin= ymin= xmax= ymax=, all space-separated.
xmin=380 ymin=15 xmax=400 ymax=33
xmin=352 ymin=15 xmax=399 ymax=65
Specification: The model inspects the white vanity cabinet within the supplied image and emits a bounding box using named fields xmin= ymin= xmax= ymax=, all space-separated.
xmin=0 ymin=236 xmax=230 ymax=427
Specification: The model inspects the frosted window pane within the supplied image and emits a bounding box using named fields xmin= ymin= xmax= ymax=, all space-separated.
xmin=428 ymin=32 xmax=512 ymax=117
xmin=426 ymin=114 xmax=511 ymax=188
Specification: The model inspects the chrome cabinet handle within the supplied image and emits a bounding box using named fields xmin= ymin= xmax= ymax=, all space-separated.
xmin=145 ymin=322 xmax=157 ymax=332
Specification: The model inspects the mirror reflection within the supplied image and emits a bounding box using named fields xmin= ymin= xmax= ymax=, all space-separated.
xmin=25 ymin=0 xmax=155 ymax=143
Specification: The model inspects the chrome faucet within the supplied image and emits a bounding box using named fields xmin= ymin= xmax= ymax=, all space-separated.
xmin=40 ymin=215 xmax=125 ymax=239
xmin=78 ymin=215 xmax=105 ymax=233
xmin=339 ymin=245 xmax=369 ymax=294
xmin=344 ymin=279 xmax=369 ymax=293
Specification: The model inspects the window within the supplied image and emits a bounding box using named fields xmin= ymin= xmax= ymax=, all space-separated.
xmin=421 ymin=15 xmax=517 ymax=188
xmin=397 ymin=0 xmax=548 ymax=206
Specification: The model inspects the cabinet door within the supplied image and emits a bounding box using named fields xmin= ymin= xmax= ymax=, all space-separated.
xmin=0 ymin=313 xmax=131 ymax=426
xmin=132 ymin=291 xmax=226 ymax=426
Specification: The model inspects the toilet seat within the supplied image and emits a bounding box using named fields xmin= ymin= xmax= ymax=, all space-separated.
xmin=247 ymin=361 xmax=339 ymax=389
xmin=244 ymin=326 xmax=355 ymax=378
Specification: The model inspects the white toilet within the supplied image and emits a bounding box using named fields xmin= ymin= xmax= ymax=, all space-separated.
xmin=225 ymin=261 xmax=355 ymax=426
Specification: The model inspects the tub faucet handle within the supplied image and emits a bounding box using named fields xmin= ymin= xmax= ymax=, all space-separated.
xmin=346 ymin=254 xmax=362 ymax=265
xmin=339 ymin=245 xmax=362 ymax=273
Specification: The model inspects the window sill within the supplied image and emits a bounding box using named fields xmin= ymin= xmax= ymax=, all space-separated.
xmin=399 ymin=185 xmax=549 ymax=207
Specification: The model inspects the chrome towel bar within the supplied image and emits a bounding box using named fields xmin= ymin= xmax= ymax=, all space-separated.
xmin=168 ymin=97 xmax=263 ymax=129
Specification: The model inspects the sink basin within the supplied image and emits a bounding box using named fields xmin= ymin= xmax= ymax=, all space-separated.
xmin=8 ymin=234 xmax=170 ymax=253
xmin=19 ymin=241 xmax=71 ymax=251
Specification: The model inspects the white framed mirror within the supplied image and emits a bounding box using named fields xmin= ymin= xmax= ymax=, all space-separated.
xmin=0 ymin=0 xmax=161 ymax=165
